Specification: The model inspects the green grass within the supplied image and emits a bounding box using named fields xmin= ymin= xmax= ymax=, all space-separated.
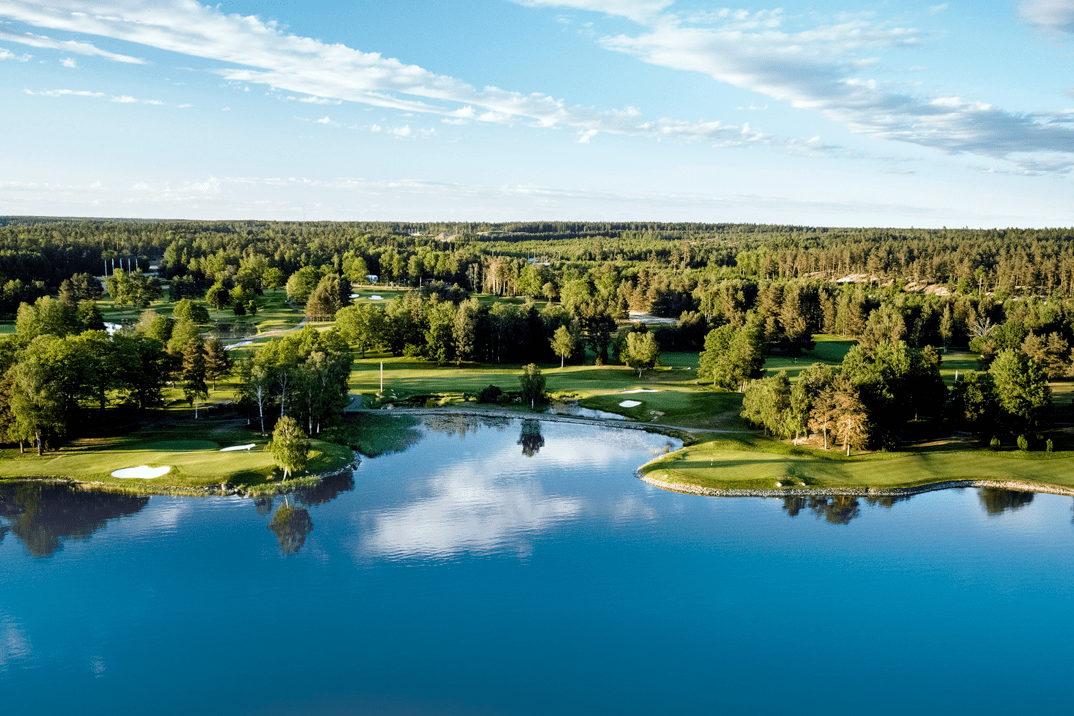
xmin=0 ymin=321 xmax=14 ymax=335
xmin=641 ymin=434 xmax=1074 ymax=492
xmin=350 ymin=350 xmax=748 ymax=429
xmin=0 ymin=413 xmax=353 ymax=491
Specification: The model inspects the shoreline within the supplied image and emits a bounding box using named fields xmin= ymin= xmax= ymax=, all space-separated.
xmin=637 ymin=473 xmax=1074 ymax=498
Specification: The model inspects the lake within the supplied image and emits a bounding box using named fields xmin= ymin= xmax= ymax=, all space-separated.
xmin=2 ymin=415 xmax=1073 ymax=715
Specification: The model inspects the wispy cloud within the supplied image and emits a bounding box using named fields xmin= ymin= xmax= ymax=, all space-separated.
xmin=929 ymin=4 xmax=949 ymax=15
xmin=0 ymin=29 xmax=143 ymax=63
xmin=0 ymin=0 xmax=790 ymax=150
xmin=25 ymin=88 xmax=105 ymax=97
xmin=1020 ymin=0 xmax=1074 ymax=33
xmin=60 ymin=57 xmax=77 ymax=67
xmin=587 ymin=8 xmax=1074 ymax=171
xmin=0 ymin=46 xmax=31 ymax=61
xmin=509 ymin=0 xmax=673 ymax=24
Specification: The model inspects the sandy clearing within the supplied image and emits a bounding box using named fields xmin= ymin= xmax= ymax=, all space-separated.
xmin=619 ymin=400 xmax=642 ymax=408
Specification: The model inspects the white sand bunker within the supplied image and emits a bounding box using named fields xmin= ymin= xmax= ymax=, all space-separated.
xmin=219 ymin=444 xmax=256 ymax=452
xmin=619 ymin=400 xmax=642 ymax=408
xmin=621 ymin=389 xmax=658 ymax=394
xmin=369 ymin=294 xmax=383 ymax=300
xmin=350 ymin=293 xmax=360 ymax=298
xmin=112 ymin=465 xmax=171 ymax=479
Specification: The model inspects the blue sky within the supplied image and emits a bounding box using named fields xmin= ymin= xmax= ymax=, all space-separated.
xmin=1 ymin=0 xmax=1072 ymax=226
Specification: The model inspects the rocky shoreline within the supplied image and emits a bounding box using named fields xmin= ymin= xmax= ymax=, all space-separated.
xmin=637 ymin=473 xmax=1074 ymax=498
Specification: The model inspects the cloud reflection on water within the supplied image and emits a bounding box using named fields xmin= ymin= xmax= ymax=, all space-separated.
xmin=356 ymin=420 xmax=675 ymax=561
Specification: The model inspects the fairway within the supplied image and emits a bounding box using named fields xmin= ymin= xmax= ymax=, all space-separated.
xmin=641 ymin=435 xmax=1074 ymax=493
xmin=0 ymin=419 xmax=353 ymax=491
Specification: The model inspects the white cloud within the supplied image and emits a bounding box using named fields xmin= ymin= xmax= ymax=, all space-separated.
xmin=25 ymin=88 xmax=105 ymax=97
xmin=315 ymin=116 xmax=331 ymax=124
xmin=509 ymin=0 xmax=673 ymax=24
xmin=60 ymin=56 xmax=77 ymax=67
xmin=1020 ymin=0 xmax=1074 ymax=33
xmin=929 ymin=4 xmax=949 ymax=14
xmin=0 ymin=29 xmax=143 ymax=63
xmin=596 ymin=11 xmax=1074 ymax=170
xmin=0 ymin=0 xmax=788 ymax=150
xmin=0 ymin=47 xmax=31 ymax=61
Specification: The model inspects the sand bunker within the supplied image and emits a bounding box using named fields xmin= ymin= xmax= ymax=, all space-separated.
xmin=619 ymin=400 xmax=642 ymax=408
xmin=225 ymin=340 xmax=254 ymax=351
xmin=111 ymin=465 xmax=171 ymax=479
xmin=350 ymin=293 xmax=360 ymax=298
xmin=370 ymin=294 xmax=383 ymax=300
xmin=219 ymin=444 xmax=256 ymax=452
xmin=621 ymin=389 xmax=657 ymax=394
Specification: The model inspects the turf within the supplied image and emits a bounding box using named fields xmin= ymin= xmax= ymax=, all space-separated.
xmin=0 ymin=415 xmax=353 ymax=490
xmin=640 ymin=435 xmax=1074 ymax=492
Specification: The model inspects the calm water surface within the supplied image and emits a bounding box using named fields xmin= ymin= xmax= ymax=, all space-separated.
xmin=2 ymin=416 xmax=1073 ymax=715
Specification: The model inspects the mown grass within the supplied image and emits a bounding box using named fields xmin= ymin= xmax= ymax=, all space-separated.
xmin=0 ymin=414 xmax=353 ymax=490
xmin=640 ymin=434 xmax=1074 ymax=492
xmin=349 ymin=350 xmax=747 ymax=430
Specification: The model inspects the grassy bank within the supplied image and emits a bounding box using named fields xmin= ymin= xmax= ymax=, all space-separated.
xmin=0 ymin=413 xmax=354 ymax=492
xmin=639 ymin=434 xmax=1074 ymax=493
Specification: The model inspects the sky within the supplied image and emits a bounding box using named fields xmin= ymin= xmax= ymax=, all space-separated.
xmin=1 ymin=0 xmax=1072 ymax=227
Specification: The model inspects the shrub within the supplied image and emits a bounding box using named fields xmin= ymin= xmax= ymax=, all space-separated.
xmin=1017 ymin=434 xmax=1029 ymax=451
xmin=1046 ymin=439 xmax=1054 ymax=453
xmin=477 ymin=384 xmax=503 ymax=404
xmin=989 ymin=436 xmax=1001 ymax=450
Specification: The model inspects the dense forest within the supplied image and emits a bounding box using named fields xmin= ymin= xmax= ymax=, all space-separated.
xmin=1 ymin=217 xmax=1073 ymax=456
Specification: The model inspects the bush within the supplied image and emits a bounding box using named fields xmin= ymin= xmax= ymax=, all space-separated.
xmin=477 ymin=384 xmax=503 ymax=404
xmin=989 ymin=436 xmax=1001 ymax=450
xmin=1046 ymin=438 xmax=1054 ymax=453
xmin=1017 ymin=434 xmax=1029 ymax=451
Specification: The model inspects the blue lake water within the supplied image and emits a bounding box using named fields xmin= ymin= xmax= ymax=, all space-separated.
xmin=2 ymin=415 xmax=1074 ymax=715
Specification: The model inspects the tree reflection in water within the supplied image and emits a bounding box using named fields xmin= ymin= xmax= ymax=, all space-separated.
xmin=780 ymin=494 xmax=913 ymax=525
xmin=0 ymin=482 xmax=148 ymax=558
xmin=268 ymin=501 xmax=314 ymax=555
xmin=518 ymin=419 xmax=545 ymax=457
xmin=977 ymin=488 xmax=1034 ymax=517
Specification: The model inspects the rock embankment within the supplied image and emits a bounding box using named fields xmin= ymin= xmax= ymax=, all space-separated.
xmin=637 ymin=473 xmax=1074 ymax=498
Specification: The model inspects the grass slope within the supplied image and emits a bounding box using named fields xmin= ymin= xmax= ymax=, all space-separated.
xmin=641 ymin=435 xmax=1074 ymax=492
xmin=0 ymin=414 xmax=353 ymax=491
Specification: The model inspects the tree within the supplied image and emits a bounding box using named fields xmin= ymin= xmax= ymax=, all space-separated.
xmin=269 ymin=416 xmax=309 ymax=480
xmin=336 ymin=303 xmax=385 ymax=358
xmin=741 ymin=371 xmax=793 ymax=437
xmin=519 ymin=363 xmax=545 ymax=410
xmin=15 ymin=296 xmax=78 ymax=343
xmin=989 ymin=349 xmax=1052 ymax=437
xmin=551 ymin=324 xmax=574 ymax=368
xmin=262 ymin=267 xmax=285 ymax=291
xmin=285 ymin=266 xmax=320 ymax=304
xmin=172 ymin=299 xmax=210 ymax=324
xmin=699 ymin=316 xmax=765 ymax=390
xmin=205 ymin=282 xmax=231 ymax=310
xmin=622 ymin=331 xmax=660 ymax=377
xmin=181 ymin=339 xmax=209 ymax=417
xmin=203 ymin=337 xmax=232 ymax=390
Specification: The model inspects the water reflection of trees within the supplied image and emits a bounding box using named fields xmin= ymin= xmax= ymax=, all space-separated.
xmin=0 ymin=483 xmax=148 ymax=557
xmin=978 ymin=488 xmax=1034 ymax=517
xmin=518 ymin=419 xmax=545 ymax=457
xmin=268 ymin=502 xmax=313 ymax=555
xmin=421 ymin=414 xmax=511 ymax=438
xmin=294 ymin=470 xmax=355 ymax=507
xmin=781 ymin=494 xmax=913 ymax=525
